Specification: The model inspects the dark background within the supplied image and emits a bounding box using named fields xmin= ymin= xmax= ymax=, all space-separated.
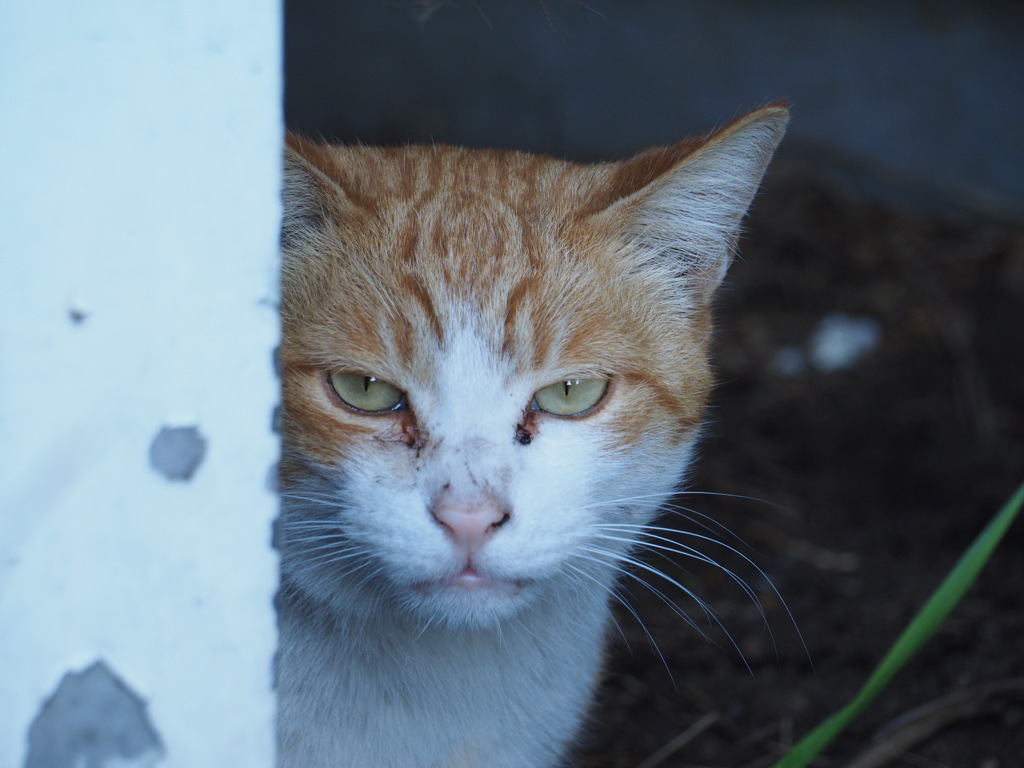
xmin=285 ymin=2 xmax=1024 ymax=765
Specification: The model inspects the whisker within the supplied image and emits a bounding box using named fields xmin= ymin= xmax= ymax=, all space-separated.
xmin=409 ymin=616 xmax=434 ymax=647
xmin=563 ymin=560 xmax=675 ymax=684
xmin=598 ymin=526 xmax=766 ymax=602
xmin=279 ymin=489 xmax=352 ymax=505
xmin=577 ymin=489 xmax=766 ymax=546
xmin=289 ymin=539 xmax=360 ymax=556
xmin=281 ymin=530 xmax=348 ymax=543
xmin=591 ymin=531 xmax=765 ymax=619
xmin=578 ymin=491 xmax=676 ymax=511
xmin=596 ymin=523 xmax=809 ymax=667
xmin=278 ymin=519 xmax=345 ymax=530
xmin=300 ymin=548 xmax=372 ymax=568
xmin=607 ymin=522 xmax=806 ymax=651
xmin=579 ymin=545 xmax=752 ymax=673
xmin=657 ymin=504 xmax=748 ymax=546
xmin=576 ymin=548 xmax=711 ymax=635
xmin=674 ymin=489 xmax=783 ymax=511
xmin=602 ymin=523 xmax=768 ymax=586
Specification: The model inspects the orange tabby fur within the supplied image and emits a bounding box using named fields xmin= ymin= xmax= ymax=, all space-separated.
xmin=282 ymin=110 xmax=785 ymax=467
xmin=277 ymin=105 xmax=788 ymax=768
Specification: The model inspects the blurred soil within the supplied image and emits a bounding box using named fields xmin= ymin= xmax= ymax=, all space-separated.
xmin=575 ymin=179 xmax=1024 ymax=768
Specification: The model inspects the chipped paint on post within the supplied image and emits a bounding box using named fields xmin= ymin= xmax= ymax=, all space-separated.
xmin=26 ymin=662 xmax=164 ymax=768
xmin=0 ymin=0 xmax=281 ymax=765
xmin=150 ymin=427 xmax=208 ymax=482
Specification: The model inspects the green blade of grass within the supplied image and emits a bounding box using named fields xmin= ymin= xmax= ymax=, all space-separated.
xmin=771 ymin=479 xmax=1024 ymax=768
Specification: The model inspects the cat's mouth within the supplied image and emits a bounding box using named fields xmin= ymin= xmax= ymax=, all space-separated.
xmin=420 ymin=566 xmax=524 ymax=596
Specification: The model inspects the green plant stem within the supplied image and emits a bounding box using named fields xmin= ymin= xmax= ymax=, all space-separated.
xmin=771 ymin=480 xmax=1024 ymax=768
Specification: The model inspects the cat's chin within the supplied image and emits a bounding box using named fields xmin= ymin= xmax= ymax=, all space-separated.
xmin=409 ymin=568 xmax=533 ymax=624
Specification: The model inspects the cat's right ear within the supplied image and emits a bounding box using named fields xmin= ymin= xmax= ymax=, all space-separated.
xmin=281 ymin=133 xmax=350 ymax=251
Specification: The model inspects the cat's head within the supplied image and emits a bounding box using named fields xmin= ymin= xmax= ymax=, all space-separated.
xmin=278 ymin=107 xmax=787 ymax=627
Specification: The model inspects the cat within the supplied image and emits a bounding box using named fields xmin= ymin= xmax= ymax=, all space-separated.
xmin=276 ymin=105 xmax=788 ymax=768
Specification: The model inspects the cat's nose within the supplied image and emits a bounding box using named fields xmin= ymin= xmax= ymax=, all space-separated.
xmin=431 ymin=495 xmax=510 ymax=552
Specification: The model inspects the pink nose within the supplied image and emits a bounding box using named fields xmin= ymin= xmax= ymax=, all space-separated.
xmin=431 ymin=496 xmax=510 ymax=551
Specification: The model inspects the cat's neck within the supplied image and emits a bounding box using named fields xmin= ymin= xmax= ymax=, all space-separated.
xmin=277 ymin=578 xmax=611 ymax=768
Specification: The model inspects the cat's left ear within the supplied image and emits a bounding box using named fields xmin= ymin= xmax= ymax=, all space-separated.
xmin=599 ymin=105 xmax=788 ymax=300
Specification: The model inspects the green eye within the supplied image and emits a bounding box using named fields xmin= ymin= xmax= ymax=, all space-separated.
xmin=533 ymin=378 xmax=608 ymax=417
xmin=328 ymin=373 xmax=405 ymax=413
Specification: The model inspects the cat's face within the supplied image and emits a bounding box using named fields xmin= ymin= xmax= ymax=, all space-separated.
xmin=279 ymin=108 xmax=787 ymax=627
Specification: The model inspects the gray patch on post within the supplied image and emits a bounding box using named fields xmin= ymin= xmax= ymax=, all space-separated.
xmin=149 ymin=425 xmax=207 ymax=481
xmin=266 ymin=461 xmax=280 ymax=494
xmin=270 ymin=514 xmax=282 ymax=550
xmin=25 ymin=660 xmax=165 ymax=768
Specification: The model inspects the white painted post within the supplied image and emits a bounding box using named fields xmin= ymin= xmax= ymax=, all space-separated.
xmin=0 ymin=0 xmax=281 ymax=766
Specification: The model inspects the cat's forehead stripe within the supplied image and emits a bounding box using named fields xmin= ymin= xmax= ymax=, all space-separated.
xmin=398 ymin=208 xmax=419 ymax=264
xmin=501 ymin=275 xmax=549 ymax=366
xmin=399 ymin=272 xmax=444 ymax=346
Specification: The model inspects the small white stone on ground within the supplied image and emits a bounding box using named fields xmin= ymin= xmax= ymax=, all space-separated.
xmin=808 ymin=313 xmax=882 ymax=372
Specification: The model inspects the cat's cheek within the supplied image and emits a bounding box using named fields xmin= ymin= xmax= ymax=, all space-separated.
xmin=340 ymin=471 xmax=488 ymax=586
xmin=496 ymin=426 xmax=607 ymax=555
xmin=338 ymin=477 xmax=444 ymax=567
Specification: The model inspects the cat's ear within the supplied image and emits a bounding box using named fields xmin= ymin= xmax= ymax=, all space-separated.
xmin=281 ymin=133 xmax=351 ymax=251
xmin=597 ymin=105 xmax=788 ymax=300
